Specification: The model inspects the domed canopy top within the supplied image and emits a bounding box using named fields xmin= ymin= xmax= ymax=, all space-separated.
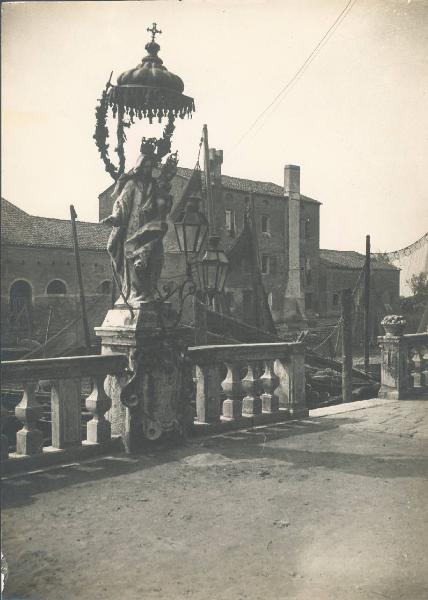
xmin=108 ymin=23 xmax=195 ymax=122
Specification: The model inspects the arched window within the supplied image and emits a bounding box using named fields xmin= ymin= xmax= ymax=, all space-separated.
xmin=46 ymin=279 xmax=67 ymax=295
xmin=10 ymin=280 xmax=32 ymax=333
xmin=100 ymin=280 xmax=112 ymax=294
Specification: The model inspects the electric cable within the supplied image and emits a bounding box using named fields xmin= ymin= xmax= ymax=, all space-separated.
xmin=229 ymin=0 xmax=357 ymax=155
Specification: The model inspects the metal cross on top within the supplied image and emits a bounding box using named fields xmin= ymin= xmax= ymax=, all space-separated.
xmin=147 ymin=22 xmax=162 ymax=42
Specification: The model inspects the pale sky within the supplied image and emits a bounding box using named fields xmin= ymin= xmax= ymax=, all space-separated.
xmin=2 ymin=0 xmax=427 ymax=254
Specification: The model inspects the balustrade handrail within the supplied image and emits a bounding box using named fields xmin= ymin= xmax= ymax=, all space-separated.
xmin=401 ymin=333 xmax=428 ymax=343
xmin=1 ymin=354 xmax=127 ymax=384
xmin=188 ymin=341 xmax=304 ymax=366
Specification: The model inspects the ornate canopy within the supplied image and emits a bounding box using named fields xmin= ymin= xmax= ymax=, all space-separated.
xmin=94 ymin=23 xmax=195 ymax=181
xmin=109 ymin=24 xmax=195 ymax=123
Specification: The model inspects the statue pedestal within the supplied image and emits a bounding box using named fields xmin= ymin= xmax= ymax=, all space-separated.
xmin=95 ymin=302 xmax=193 ymax=452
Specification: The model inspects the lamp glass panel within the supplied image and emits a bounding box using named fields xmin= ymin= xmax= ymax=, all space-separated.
xmin=174 ymin=223 xmax=186 ymax=254
xmin=186 ymin=225 xmax=199 ymax=254
xmin=196 ymin=224 xmax=208 ymax=253
xmin=218 ymin=263 xmax=228 ymax=290
xmin=207 ymin=263 xmax=218 ymax=290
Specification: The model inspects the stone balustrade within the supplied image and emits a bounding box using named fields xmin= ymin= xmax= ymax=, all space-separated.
xmin=378 ymin=332 xmax=428 ymax=400
xmin=188 ymin=341 xmax=307 ymax=426
xmin=1 ymin=354 xmax=128 ymax=462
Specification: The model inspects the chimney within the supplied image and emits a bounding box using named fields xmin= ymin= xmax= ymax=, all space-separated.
xmin=209 ymin=148 xmax=223 ymax=186
xmin=284 ymin=164 xmax=300 ymax=197
xmin=284 ymin=165 xmax=306 ymax=322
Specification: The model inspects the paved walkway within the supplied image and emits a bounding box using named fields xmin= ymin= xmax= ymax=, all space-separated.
xmin=2 ymin=399 xmax=428 ymax=600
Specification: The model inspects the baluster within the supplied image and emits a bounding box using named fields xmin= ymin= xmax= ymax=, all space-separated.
xmin=85 ymin=375 xmax=112 ymax=444
xmin=221 ymin=362 xmax=242 ymax=420
xmin=409 ymin=347 xmax=422 ymax=389
xmin=15 ymin=382 xmax=43 ymax=456
xmin=50 ymin=378 xmax=82 ymax=449
xmin=260 ymin=360 xmax=279 ymax=413
xmin=421 ymin=346 xmax=428 ymax=388
xmin=242 ymin=362 xmax=262 ymax=416
xmin=195 ymin=365 xmax=221 ymax=423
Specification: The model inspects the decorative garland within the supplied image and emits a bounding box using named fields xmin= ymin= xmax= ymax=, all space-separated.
xmin=93 ymin=80 xmax=119 ymax=181
xmin=94 ymin=80 xmax=179 ymax=182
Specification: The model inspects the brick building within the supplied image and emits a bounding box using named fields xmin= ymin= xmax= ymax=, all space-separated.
xmin=318 ymin=248 xmax=400 ymax=340
xmin=99 ymin=153 xmax=321 ymax=325
xmin=0 ymin=198 xmax=111 ymax=356
xmin=2 ymin=152 xmax=400 ymax=354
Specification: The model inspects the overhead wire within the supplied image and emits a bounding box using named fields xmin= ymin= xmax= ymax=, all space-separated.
xmin=228 ymin=0 xmax=358 ymax=157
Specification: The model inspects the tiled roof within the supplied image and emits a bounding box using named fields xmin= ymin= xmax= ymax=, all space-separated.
xmin=99 ymin=167 xmax=321 ymax=205
xmin=177 ymin=168 xmax=320 ymax=204
xmin=1 ymin=198 xmax=109 ymax=251
xmin=320 ymin=249 xmax=399 ymax=271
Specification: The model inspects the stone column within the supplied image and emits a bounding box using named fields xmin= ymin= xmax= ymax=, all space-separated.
xmin=195 ymin=364 xmax=221 ymax=423
xmin=275 ymin=348 xmax=308 ymax=418
xmin=378 ymin=335 xmax=408 ymax=400
xmin=50 ymin=378 xmax=82 ymax=450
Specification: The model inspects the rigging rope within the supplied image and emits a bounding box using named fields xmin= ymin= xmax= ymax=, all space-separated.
xmin=311 ymin=263 xmax=365 ymax=352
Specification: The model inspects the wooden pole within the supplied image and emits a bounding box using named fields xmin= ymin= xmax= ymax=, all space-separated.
xmin=193 ymin=294 xmax=208 ymax=345
xmin=70 ymin=205 xmax=91 ymax=353
xmin=341 ymin=288 xmax=353 ymax=404
xmin=202 ymin=124 xmax=215 ymax=235
xmin=43 ymin=307 xmax=53 ymax=357
xmin=363 ymin=234 xmax=371 ymax=373
xmin=248 ymin=193 xmax=261 ymax=330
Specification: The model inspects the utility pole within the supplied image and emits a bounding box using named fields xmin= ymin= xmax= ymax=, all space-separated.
xmin=70 ymin=205 xmax=91 ymax=353
xmin=341 ymin=288 xmax=353 ymax=404
xmin=363 ymin=234 xmax=371 ymax=373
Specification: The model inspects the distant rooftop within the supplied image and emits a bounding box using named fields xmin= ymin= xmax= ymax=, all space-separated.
xmin=320 ymin=249 xmax=399 ymax=271
xmin=99 ymin=166 xmax=321 ymax=205
xmin=1 ymin=198 xmax=108 ymax=251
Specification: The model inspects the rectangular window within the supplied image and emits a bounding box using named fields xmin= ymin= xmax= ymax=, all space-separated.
xmin=261 ymin=255 xmax=270 ymax=275
xmin=304 ymin=218 xmax=311 ymax=239
xmin=225 ymin=210 xmax=234 ymax=232
xmin=261 ymin=215 xmax=270 ymax=233
xmin=305 ymin=292 xmax=313 ymax=310
xmin=332 ymin=293 xmax=339 ymax=307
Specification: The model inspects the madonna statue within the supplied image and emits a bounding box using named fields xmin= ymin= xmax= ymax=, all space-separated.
xmin=102 ymin=141 xmax=177 ymax=305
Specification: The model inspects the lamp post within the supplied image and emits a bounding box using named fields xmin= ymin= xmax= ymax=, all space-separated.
xmin=199 ymin=124 xmax=229 ymax=307
xmin=173 ymin=192 xmax=208 ymax=278
xmin=198 ymin=234 xmax=229 ymax=300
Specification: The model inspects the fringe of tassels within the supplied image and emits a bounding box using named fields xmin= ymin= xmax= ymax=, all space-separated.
xmin=108 ymin=85 xmax=195 ymax=124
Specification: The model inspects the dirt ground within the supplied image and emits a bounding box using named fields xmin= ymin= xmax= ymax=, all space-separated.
xmin=2 ymin=399 xmax=428 ymax=600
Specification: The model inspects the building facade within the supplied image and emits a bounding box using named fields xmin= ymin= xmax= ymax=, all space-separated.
xmin=318 ymin=248 xmax=400 ymax=341
xmin=2 ymin=152 xmax=400 ymax=353
xmin=1 ymin=199 xmax=111 ymax=355
xmin=99 ymin=151 xmax=321 ymax=325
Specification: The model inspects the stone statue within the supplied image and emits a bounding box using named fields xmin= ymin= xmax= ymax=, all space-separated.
xmin=102 ymin=143 xmax=177 ymax=306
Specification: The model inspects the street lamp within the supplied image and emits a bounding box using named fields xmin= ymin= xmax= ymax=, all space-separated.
xmin=174 ymin=193 xmax=208 ymax=274
xmin=199 ymin=234 xmax=229 ymax=300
